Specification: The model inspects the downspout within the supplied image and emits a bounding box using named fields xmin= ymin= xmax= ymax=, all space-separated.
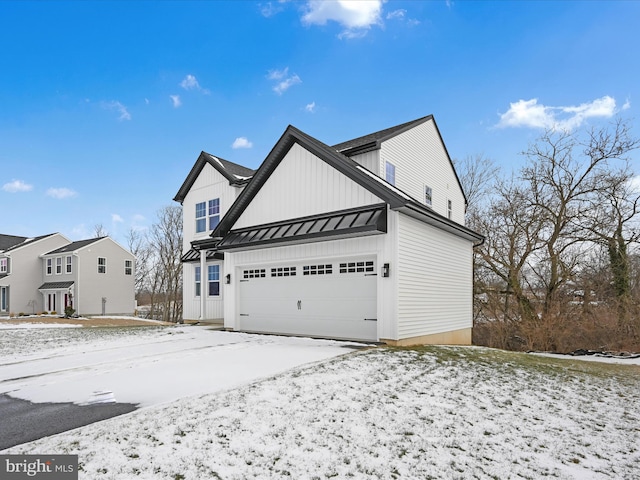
xmin=74 ymin=252 xmax=80 ymax=314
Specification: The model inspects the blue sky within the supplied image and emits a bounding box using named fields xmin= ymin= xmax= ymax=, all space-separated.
xmin=1 ymin=0 xmax=638 ymax=246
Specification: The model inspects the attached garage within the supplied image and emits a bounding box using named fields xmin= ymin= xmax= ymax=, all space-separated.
xmin=237 ymin=257 xmax=378 ymax=341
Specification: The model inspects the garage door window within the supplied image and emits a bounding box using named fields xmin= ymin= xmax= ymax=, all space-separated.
xmin=243 ymin=269 xmax=266 ymax=279
xmin=271 ymin=266 xmax=296 ymax=277
xmin=208 ymin=265 xmax=220 ymax=296
xmin=339 ymin=261 xmax=375 ymax=273
xmin=303 ymin=264 xmax=333 ymax=275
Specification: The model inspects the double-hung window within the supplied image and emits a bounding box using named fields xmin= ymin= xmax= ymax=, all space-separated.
xmin=125 ymin=260 xmax=133 ymax=275
xmin=98 ymin=257 xmax=106 ymax=274
xmin=0 ymin=258 xmax=7 ymax=274
xmin=447 ymin=200 xmax=452 ymax=219
xmin=46 ymin=258 xmax=53 ymax=275
xmin=195 ymin=266 xmax=201 ymax=297
xmin=196 ymin=198 xmax=221 ymax=233
xmin=66 ymin=256 xmax=72 ymax=274
xmin=425 ymin=186 xmax=433 ymax=207
xmin=208 ymin=265 xmax=220 ymax=296
xmin=56 ymin=257 xmax=62 ymax=274
xmin=385 ymin=161 xmax=396 ymax=186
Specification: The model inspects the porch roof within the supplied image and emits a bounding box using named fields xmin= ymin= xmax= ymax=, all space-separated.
xmin=38 ymin=281 xmax=75 ymax=290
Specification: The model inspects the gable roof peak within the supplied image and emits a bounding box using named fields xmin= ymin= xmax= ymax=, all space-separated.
xmin=332 ymin=114 xmax=434 ymax=156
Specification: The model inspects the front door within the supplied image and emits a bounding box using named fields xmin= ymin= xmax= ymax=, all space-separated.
xmin=47 ymin=293 xmax=56 ymax=312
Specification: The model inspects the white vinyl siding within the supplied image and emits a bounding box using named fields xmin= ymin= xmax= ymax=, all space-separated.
xmin=234 ymin=143 xmax=382 ymax=229
xmin=379 ymin=120 xmax=466 ymax=224
xmin=348 ymin=150 xmax=379 ymax=173
xmin=397 ymin=213 xmax=473 ymax=339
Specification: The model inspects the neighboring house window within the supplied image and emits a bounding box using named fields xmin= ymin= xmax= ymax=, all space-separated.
xmin=448 ymin=200 xmax=452 ymax=219
xmin=0 ymin=286 xmax=7 ymax=312
xmin=125 ymin=260 xmax=133 ymax=275
xmin=195 ymin=266 xmax=201 ymax=297
xmin=0 ymin=258 xmax=7 ymax=274
xmin=425 ymin=186 xmax=433 ymax=207
xmin=196 ymin=202 xmax=207 ymax=233
xmin=208 ymin=265 xmax=220 ymax=296
xmin=196 ymin=199 xmax=221 ymax=233
xmin=66 ymin=256 xmax=72 ymax=274
xmin=46 ymin=258 xmax=53 ymax=275
xmin=56 ymin=257 xmax=62 ymax=274
xmin=98 ymin=257 xmax=106 ymax=274
xmin=385 ymin=161 xmax=396 ymax=186
xmin=209 ymin=198 xmax=220 ymax=230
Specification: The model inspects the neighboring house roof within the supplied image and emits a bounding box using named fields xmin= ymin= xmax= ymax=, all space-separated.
xmin=38 ymin=281 xmax=75 ymax=290
xmin=173 ymin=151 xmax=255 ymax=203
xmin=193 ymin=124 xmax=482 ymax=252
xmin=0 ymin=233 xmax=59 ymax=253
xmin=45 ymin=237 xmax=105 ymax=255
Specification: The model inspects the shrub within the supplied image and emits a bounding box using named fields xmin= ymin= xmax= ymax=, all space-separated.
xmin=50 ymin=311 xmax=57 ymax=315
xmin=64 ymin=306 xmax=75 ymax=318
xmin=18 ymin=312 xmax=25 ymax=317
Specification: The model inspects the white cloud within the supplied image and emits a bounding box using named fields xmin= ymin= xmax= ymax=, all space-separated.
xmin=305 ymin=101 xmax=316 ymax=113
xmin=170 ymin=95 xmax=182 ymax=108
xmin=2 ymin=179 xmax=33 ymax=193
xmin=112 ymin=214 xmax=124 ymax=223
xmin=232 ymin=137 xmax=253 ymax=149
xmin=102 ymin=101 xmax=131 ymax=121
xmin=622 ymin=98 xmax=631 ymax=110
xmin=302 ymin=0 xmax=382 ymax=38
xmin=179 ymin=74 xmax=210 ymax=94
xmin=386 ymin=9 xmax=406 ymax=20
xmin=46 ymin=187 xmax=77 ymax=199
xmin=267 ymin=67 xmax=302 ymax=95
xmin=260 ymin=1 xmax=285 ymax=17
xmin=497 ymin=96 xmax=620 ymax=131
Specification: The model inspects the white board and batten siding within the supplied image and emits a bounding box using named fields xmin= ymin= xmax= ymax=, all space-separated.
xmin=234 ymin=143 xmax=382 ymax=229
xmin=380 ymin=120 xmax=466 ymax=225
xmin=182 ymin=163 xmax=242 ymax=252
xmin=183 ymin=261 xmax=224 ymax=321
xmin=396 ymin=213 xmax=473 ymax=339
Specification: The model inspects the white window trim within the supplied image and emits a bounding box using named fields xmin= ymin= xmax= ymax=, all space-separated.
xmin=425 ymin=185 xmax=433 ymax=207
xmin=195 ymin=266 xmax=201 ymax=297
xmin=56 ymin=256 xmax=63 ymax=275
xmin=125 ymin=259 xmax=133 ymax=276
xmin=98 ymin=257 xmax=107 ymax=274
xmin=385 ymin=161 xmax=396 ymax=186
xmin=0 ymin=258 xmax=7 ymax=274
xmin=66 ymin=256 xmax=72 ymax=274
xmin=46 ymin=258 xmax=53 ymax=276
xmin=207 ymin=264 xmax=220 ymax=297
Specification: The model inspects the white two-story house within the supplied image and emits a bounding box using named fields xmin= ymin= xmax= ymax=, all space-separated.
xmin=174 ymin=115 xmax=483 ymax=345
xmin=0 ymin=234 xmax=135 ymax=316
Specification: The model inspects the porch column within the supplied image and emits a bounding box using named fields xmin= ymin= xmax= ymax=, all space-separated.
xmin=200 ymin=249 xmax=207 ymax=320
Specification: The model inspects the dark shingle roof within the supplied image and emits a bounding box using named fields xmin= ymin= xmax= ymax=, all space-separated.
xmin=174 ymin=152 xmax=255 ymax=203
xmin=45 ymin=238 xmax=103 ymax=255
xmin=332 ymin=115 xmax=433 ymax=155
xmin=0 ymin=233 xmax=58 ymax=252
xmin=0 ymin=234 xmax=27 ymax=251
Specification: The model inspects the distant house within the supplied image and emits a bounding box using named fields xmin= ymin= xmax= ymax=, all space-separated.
xmin=174 ymin=115 xmax=483 ymax=345
xmin=0 ymin=234 xmax=135 ymax=316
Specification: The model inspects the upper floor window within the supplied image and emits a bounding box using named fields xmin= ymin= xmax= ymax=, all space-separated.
xmin=66 ymin=256 xmax=72 ymax=274
xmin=208 ymin=265 xmax=220 ymax=296
xmin=46 ymin=258 xmax=53 ymax=275
xmin=425 ymin=186 xmax=433 ymax=207
xmin=196 ymin=198 xmax=221 ymax=233
xmin=56 ymin=257 xmax=62 ymax=275
xmin=0 ymin=258 xmax=7 ymax=274
xmin=385 ymin=161 xmax=396 ymax=186
xmin=125 ymin=260 xmax=133 ymax=276
xmin=98 ymin=257 xmax=106 ymax=274
xmin=195 ymin=266 xmax=201 ymax=297
xmin=447 ymin=200 xmax=452 ymax=219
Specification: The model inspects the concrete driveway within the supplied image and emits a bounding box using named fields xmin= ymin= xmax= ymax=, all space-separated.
xmin=0 ymin=326 xmax=362 ymax=449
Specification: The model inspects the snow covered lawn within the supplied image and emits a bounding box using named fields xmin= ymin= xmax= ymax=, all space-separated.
xmin=4 ymin=336 xmax=640 ymax=479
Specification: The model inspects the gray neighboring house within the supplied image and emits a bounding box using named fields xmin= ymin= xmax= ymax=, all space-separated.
xmin=0 ymin=234 xmax=135 ymax=316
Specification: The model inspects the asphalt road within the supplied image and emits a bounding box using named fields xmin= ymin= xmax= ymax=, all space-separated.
xmin=0 ymin=394 xmax=136 ymax=450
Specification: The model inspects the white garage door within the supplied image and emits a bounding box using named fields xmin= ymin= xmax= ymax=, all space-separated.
xmin=238 ymin=258 xmax=377 ymax=341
